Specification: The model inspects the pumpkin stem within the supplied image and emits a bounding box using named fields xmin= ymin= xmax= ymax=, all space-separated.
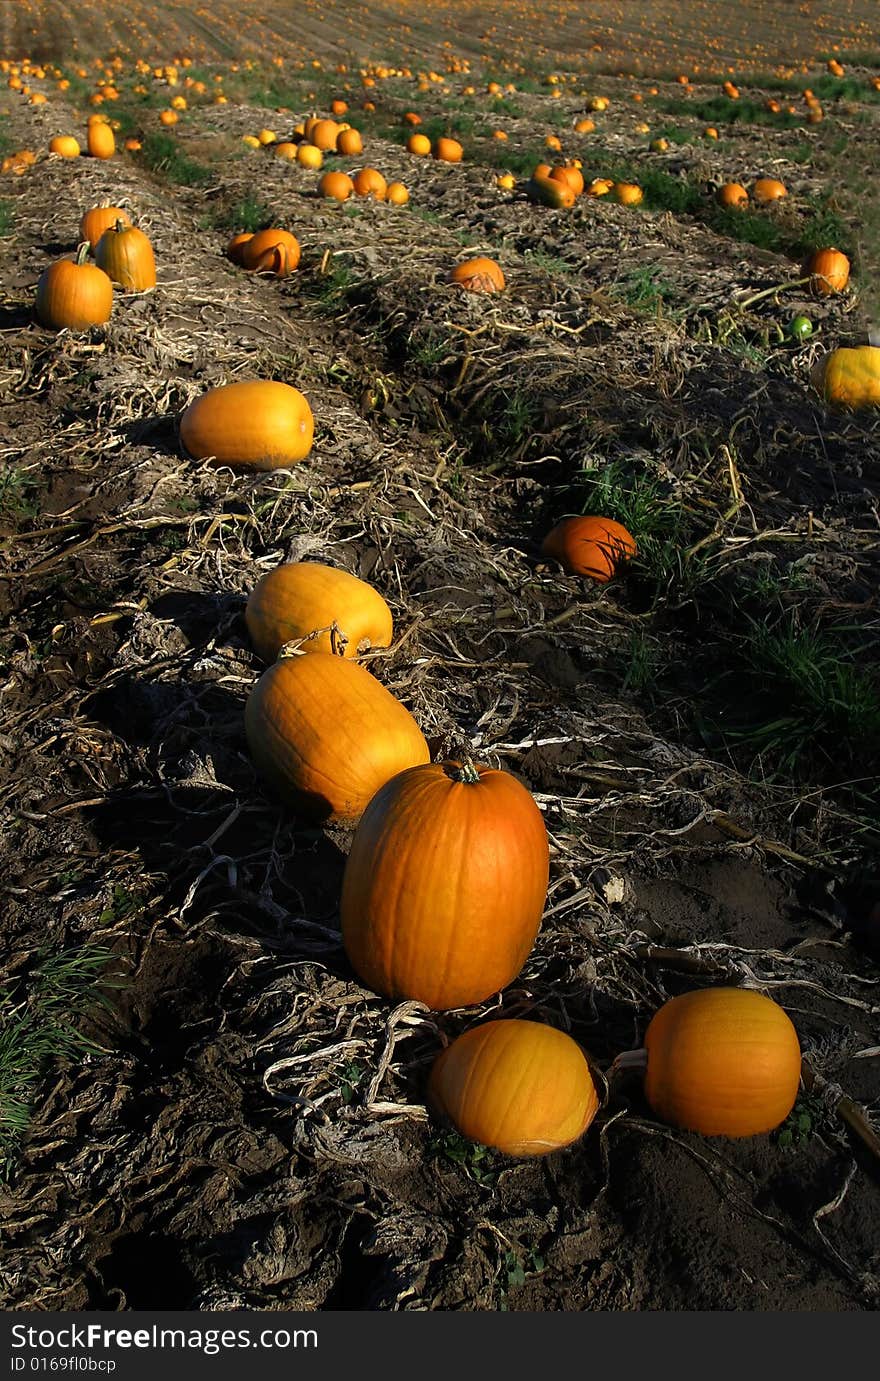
xmin=610 ymin=1047 xmax=648 ymax=1075
xmin=75 ymin=240 xmax=91 ymax=265
xmin=444 ymin=758 xmax=481 ymax=785
xmin=114 ymin=218 xmax=126 ymax=234
xmin=735 ymin=275 xmax=812 ymax=310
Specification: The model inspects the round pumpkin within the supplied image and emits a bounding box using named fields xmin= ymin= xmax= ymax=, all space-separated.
xmin=385 ymin=181 xmax=409 ymax=205
xmin=241 ymin=228 xmax=301 ymax=276
xmin=245 ymin=652 xmax=429 ymax=822
xmin=35 ymin=243 xmax=113 ymax=330
xmin=180 ymin=380 xmax=314 ymax=470
xmin=716 ymin=181 xmax=749 ymax=209
xmin=352 ymin=166 xmax=387 ymax=199
xmin=336 ymin=126 xmax=363 ymax=156
xmin=811 ymin=346 xmax=880 ymax=409
xmin=341 ymin=759 xmax=550 ymax=1010
xmin=611 ymin=181 xmax=643 ymax=206
xmin=542 ymin=515 xmax=637 ymax=581
xmin=805 ymin=246 xmax=850 ymax=296
xmin=310 ymin=118 xmax=340 ymax=151
xmin=245 ymin=561 xmax=393 ymax=662
xmin=549 ymin=164 xmax=584 ymax=197
xmin=296 ymin=142 xmax=323 ymax=169
xmin=640 ymin=988 xmax=801 ymax=1137
xmin=433 ymin=136 xmax=463 ymax=163
xmin=428 ymin=1020 xmax=599 ymax=1156
xmin=94 ymin=220 xmax=156 ymax=292
xmin=407 ymin=133 xmax=431 ymax=156
xmin=752 ymin=177 xmax=787 ymax=203
xmin=318 ymin=170 xmax=354 ymax=201
xmin=450 ymin=256 xmax=505 ymax=294
xmin=49 ymin=135 xmax=80 ymax=158
xmin=79 ymin=203 xmax=131 ymax=250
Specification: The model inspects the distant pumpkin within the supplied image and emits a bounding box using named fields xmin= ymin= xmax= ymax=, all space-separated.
xmin=542 ymin=515 xmax=637 ymax=581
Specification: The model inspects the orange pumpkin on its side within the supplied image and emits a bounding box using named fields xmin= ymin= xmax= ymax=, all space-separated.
xmin=180 ymin=380 xmax=314 ymax=470
xmin=241 ymin=228 xmax=301 ymax=276
xmin=245 ymin=652 xmax=429 ymax=821
xmin=429 ymin=1020 xmax=599 ymax=1155
xmin=542 ymin=515 xmax=637 ymax=581
xmin=450 ymin=256 xmax=505 ymax=293
xmin=245 ymin=561 xmax=393 ymax=662
xmin=341 ymin=759 xmax=550 ymax=1010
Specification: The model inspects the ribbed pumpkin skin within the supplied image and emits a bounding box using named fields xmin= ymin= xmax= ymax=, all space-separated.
xmin=245 ymin=653 xmax=429 ymax=821
xmin=341 ymin=761 xmax=550 ymax=1010
xmin=35 ymin=257 xmax=113 ymax=330
xmin=180 ymin=381 xmax=314 ymax=470
xmin=245 ymin=562 xmax=393 ymax=663
xmin=95 ymin=223 xmax=156 ymax=292
xmin=643 ymin=988 xmax=802 ymax=1137
xmin=241 ymin=228 xmax=301 ymax=276
xmin=806 ymin=248 xmax=849 ymax=296
xmin=542 ymin=515 xmax=637 ymax=581
xmin=80 ymin=205 xmax=131 ymax=250
xmin=428 ymin=1020 xmax=599 ymax=1156
xmin=812 ymin=346 xmax=880 ymax=409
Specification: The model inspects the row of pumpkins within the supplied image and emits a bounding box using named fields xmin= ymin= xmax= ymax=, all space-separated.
xmin=23 ymin=163 xmax=872 ymax=1156
xmin=241 ymin=554 xmax=802 ymax=1155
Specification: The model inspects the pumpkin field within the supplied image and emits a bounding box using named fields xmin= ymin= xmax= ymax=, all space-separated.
xmin=2 ymin=0 xmax=880 ymax=1313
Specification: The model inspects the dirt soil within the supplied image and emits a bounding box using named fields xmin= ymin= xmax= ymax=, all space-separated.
xmin=1 ymin=5 xmax=880 ymax=1312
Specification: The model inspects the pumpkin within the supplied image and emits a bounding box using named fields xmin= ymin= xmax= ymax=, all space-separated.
xmin=385 ymin=181 xmax=409 ymax=205
xmin=587 ymin=177 xmax=613 ymax=197
xmin=433 ymin=136 xmax=463 ymax=163
xmin=805 ymin=247 xmax=850 ymax=296
xmin=716 ymin=181 xmax=749 ymax=209
xmin=407 ymin=133 xmax=431 ymax=156
xmin=336 ymin=126 xmax=363 ymax=156
xmin=318 ymin=170 xmax=354 ymax=201
xmin=87 ymin=121 xmax=115 ymax=158
xmin=611 ymin=181 xmax=643 ymax=206
xmin=79 ymin=203 xmax=131 ymax=249
xmin=273 ymin=141 xmax=299 ymax=160
xmin=296 ymin=142 xmax=323 ymax=169
xmin=340 ymin=758 xmax=550 ymax=1009
xmin=35 ymin=242 xmax=113 ymax=330
xmin=245 ymin=652 xmax=429 ymax=821
xmin=241 ymin=228 xmax=301 ymax=276
xmin=549 ymin=164 xmax=584 ymax=197
xmin=49 ymin=135 xmax=80 ymax=158
xmin=527 ymin=173 xmax=576 ymax=209
xmin=811 ymin=346 xmax=880 ymax=409
xmin=574 ymin=117 xmax=595 ymax=133
xmin=352 ymin=166 xmax=387 ymax=199
xmin=752 ymin=177 xmax=787 ymax=203
xmin=226 ymin=231 xmax=254 ymax=265
xmin=450 ymin=256 xmax=505 ymax=294
xmin=159 ymin=109 xmax=178 ymax=126
xmin=428 ymin=1020 xmax=599 ymax=1156
xmin=95 ymin=220 xmax=156 ymax=292
xmin=310 ymin=118 xmax=340 ymax=151
xmin=542 ymin=515 xmax=637 ymax=581
xmin=245 ymin=561 xmax=393 ymax=662
xmin=180 ymin=380 xmax=314 ymax=470
xmin=629 ymin=987 xmax=801 ymax=1138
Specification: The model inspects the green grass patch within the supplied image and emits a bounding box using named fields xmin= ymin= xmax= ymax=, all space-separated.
xmin=218 ymin=195 xmax=272 ymax=232
xmin=136 ymin=132 xmax=212 ymax=186
xmin=0 ymin=200 xmax=13 ymax=237
xmin=653 ymin=94 xmax=802 ymax=128
xmin=1 ymin=944 xmax=114 ymax=1179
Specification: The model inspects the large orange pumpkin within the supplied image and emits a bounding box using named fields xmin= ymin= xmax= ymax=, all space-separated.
xmin=351 ymin=167 xmax=387 ymax=199
xmin=245 ymin=653 xmax=429 ymax=821
xmin=716 ymin=182 xmax=749 ymax=209
xmin=433 ymin=136 xmax=463 ymax=163
xmin=804 ymin=246 xmax=850 ymax=296
xmin=94 ymin=220 xmax=156 ymax=292
xmin=35 ymin=243 xmax=113 ymax=330
xmin=180 ymin=380 xmax=314 ymax=470
xmin=637 ymin=988 xmax=802 ymax=1137
xmin=341 ymin=759 xmax=550 ymax=1009
xmin=450 ymin=256 xmax=505 ymax=293
xmin=428 ymin=1020 xmax=599 ymax=1156
xmin=542 ymin=515 xmax=637 ymax=581
xmin=245 ymin=562 xmax=393 ymax=662
xmin=241 ymin=228 xmax=301 ymax=276
xmin=318 ymin=170 xmax=354 ymax=201
xmin=752 ymin=177 xmax=787 ymax=203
